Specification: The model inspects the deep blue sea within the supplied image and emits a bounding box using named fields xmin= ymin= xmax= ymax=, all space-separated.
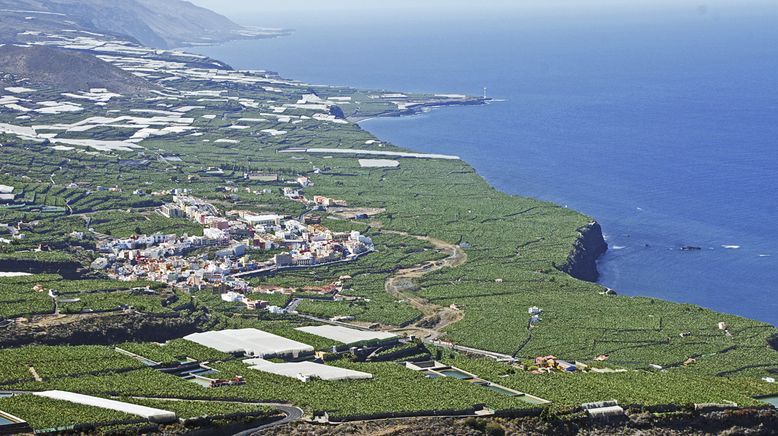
xmin=189 ymin=1 xmax=778 ymax=326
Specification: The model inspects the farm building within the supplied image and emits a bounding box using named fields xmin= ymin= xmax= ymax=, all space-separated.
xmin=581 ymin=400 xmax=626 ymax=421
xmin=244 ymin=172 xmax=279 ymax=182
xmin=184 ymin=328 xmax=314 ymax=358
xmin=243 ymin=358 xmax=373 ymax=381
xmin=32 ymin=391 xmax=176 ymax=423
xmin=295 ymin=325 xmax=397 ymax=345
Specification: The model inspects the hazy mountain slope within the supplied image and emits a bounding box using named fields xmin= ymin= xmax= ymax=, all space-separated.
xmin=0 ymin=0 xmax=284 ymax=49
xmin=0 ymin=45 xmax=158 ymax=95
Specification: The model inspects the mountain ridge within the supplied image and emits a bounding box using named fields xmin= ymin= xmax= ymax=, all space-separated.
xmin=0 ymin=0 xmax=290 ymax=49
xmin=0 ymin=45 xmax=158 ymax=95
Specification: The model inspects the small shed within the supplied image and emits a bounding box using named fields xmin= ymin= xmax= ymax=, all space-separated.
xmin=582 ymin=400 xmax=625 ymax=421
xmin=586 ymin=405 xmax=625 ymax=420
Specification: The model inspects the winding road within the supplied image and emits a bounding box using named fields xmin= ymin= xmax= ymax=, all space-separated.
xmin=231 ymin=404 xmax=304 ymax=435
xmin=0 ymin=391 xmax=304 ymax=434
xmin=122 ymin=396 xmax=305 ymax=434
xmin=381 ymin=230 xmax=468 ymax=341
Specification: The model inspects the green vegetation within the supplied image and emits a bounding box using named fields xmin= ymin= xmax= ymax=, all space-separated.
xmin=0 ymin=395 xmax=138 ymax=430
xmin=123 ymin=398 xmax=272 ymax=419
xmin=3 ymin=361 xmax=534 ymax=421
xmin=117 ymin=339 xmax=233 ymax=365
xmin=0 ymin=274 xmax=183 ymax=318
xmin=442 ymin=354 xmax=777 ymax=410
xmin=0 ymin=23 xmax=775 ymax=434
xmin=87 ymin=211 xmax=204 ymax=238
xmin=0 ymin=345 xmax=144 ymax=386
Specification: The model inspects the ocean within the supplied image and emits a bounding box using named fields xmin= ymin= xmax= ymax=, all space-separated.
xmin=189 ymin=1 xmax=778 ymax=326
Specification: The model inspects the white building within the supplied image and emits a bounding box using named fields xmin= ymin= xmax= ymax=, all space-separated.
xmin=184 ymin=328 xmax=313 ymax=358
xmin=243 ymin=214 xmax=283 ymax=227
xmin=221 ymin=291 xmax=245 ymax=303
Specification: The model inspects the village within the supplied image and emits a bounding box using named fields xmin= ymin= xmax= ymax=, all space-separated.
xmin=91 ymin=192 xmax=374 ymax=311
xmin=0 ymin=9 xmax=775 ymax=434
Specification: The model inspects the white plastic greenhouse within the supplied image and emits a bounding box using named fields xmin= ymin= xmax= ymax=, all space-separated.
xmin=33 ymin=391 xmax=177 ymax=423
xmin=295 ymin=325 xmax=396 ymax=344
xmin=184 ymin=328 xmax=314 ymax=358
xmin=243 ymin=358 xmax=373 ymax=381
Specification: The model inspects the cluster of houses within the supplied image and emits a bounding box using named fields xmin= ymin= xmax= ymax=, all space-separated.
xmin=531 ymin=355 xmax=584 ymax=374
xmin=220 ymin=278 xmax=356 ymax=314
xmin=281 ymin=179 xmax=347 ymax=212
xmin=92 ymin=194 xmax=374 ymax=293
xmin=0 ymin=221 xmax=33 ymax=242
xmin=220 ymin=291 xmax=272 ymax=311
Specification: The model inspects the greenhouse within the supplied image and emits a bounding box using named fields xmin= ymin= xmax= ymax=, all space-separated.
xmin=32 ymin=391 xmax=177 ymax=423
xmin=0 ymin=409 xmax=32 ymax=434
xmin=295 ymin=325 xmax=397 ymax=344
xmin=244 ymin=358 xmax=373 ymax=381
xmin=184 ymin=328 xmax=314 ymax=358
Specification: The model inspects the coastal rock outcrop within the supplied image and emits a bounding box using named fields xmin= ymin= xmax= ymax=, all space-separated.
xmin=559 ymin=221 xmax=608 ymax=282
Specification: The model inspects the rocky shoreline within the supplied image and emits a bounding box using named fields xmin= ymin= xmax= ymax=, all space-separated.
xmin=559 ymin=221 xmax=609 ymax=283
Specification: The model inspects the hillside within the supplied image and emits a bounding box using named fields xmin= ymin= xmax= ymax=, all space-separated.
xmin=0 ymin=3 xmax=775 ymax=434
xmin=0 ymin=0 xmax=289 ymax=49
xmin=0 ymin=45 xmax=158 ymax=95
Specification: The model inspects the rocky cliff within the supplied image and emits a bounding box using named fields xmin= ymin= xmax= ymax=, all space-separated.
xmin=559 ymin=221 xmax=608 ymax=282
xmin=0 ymin=312 xmax=203 ymax=347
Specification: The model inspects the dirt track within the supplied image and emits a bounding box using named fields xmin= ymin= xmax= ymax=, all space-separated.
xmin=382 ymin=231 xmax=467 ymax=340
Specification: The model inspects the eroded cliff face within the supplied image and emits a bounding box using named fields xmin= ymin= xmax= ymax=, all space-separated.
xmin=0 ymin=312 xmax=203 ymax=348
xmin=769 ymin=333 xmax=778 ymax=352
xmin=0 ymin=259 xmax=86 ymax=279
xmin=560 ymin=221 xmax=608 ymax=282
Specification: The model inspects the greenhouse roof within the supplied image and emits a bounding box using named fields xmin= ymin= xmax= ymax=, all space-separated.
xmin=33 ymin=391 xmax=176 ymax=423
xmin=184 ymin=328 xmax=314 ymax=357
xmin=295 ymin=325 xmax=396 ymax=344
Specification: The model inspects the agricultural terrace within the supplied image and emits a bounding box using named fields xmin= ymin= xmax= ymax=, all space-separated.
xmin=0 ymin=25 xmax=775 ymax=433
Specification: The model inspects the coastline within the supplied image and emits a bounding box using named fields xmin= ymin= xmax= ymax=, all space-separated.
xmin=183 ymin=2 xmax=778 ymax=328
xmin=174 ymin=27 xmax=295 ymax=50
xmin=355 ymin=106 xmax=777 ymax=327
xmin=0 ymin=9 xmax=776 ymax=432
xmin=179 ymin=38 xmax=615 ymax=289
xmin=353 ymin=104 xmax=610 ymax=284
xmin=347 ymin=96 xmax=490 ymax=124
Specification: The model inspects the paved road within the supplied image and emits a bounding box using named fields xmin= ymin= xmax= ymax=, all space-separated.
xmin=0 ymin=392 xmax=304 ymax=434
xmin=285 ymin=298 xmax=303 ymax=313
xmin=119 ymin=396 xmax=304 ymax=433
xmin=232 ymin=404 xmax=304 ymax=436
